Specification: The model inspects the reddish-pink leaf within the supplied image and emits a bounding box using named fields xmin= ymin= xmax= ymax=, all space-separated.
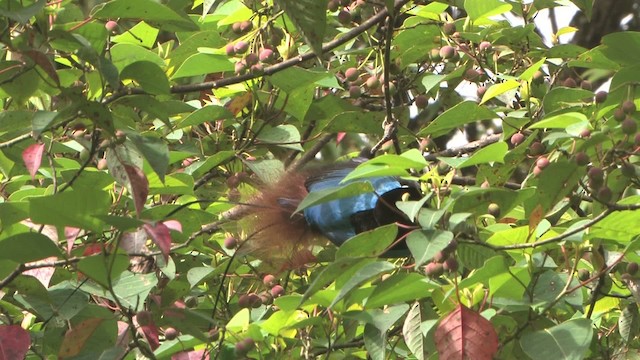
xmin=22 ymin=143 xmax=45 ymax=180
xmin=434 ymin=304 xmax=499 ymax=360
xmin=116 ymin=321 xmax=130 ymax=351
xmin=58 ymin=318 xmax=104 ymax=358
xmin=143 ymin=222 xmax=171 ymax=262
xmin=336 ymin=132 xmax=346 ymax=144
xmin=0 ymin=324 xmax=30 ymax=360
xmin=163 ymin=220 xmax=182 ymax=233
xmin=172 ymin=349 xmax=210 ymax=360
xmin=124 ymin=164 xmax=149 ymax=217
xmin=139 ymin=324 xmax=160 ymax=350
xmin=24 ymin=256 xmax=57 ymax=287
xmin=65 ymin=227 xmax=81 ymax=255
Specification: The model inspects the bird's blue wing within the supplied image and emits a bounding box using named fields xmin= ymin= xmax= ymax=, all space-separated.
xmin=302 ymin=166 xmax=402 ymax=246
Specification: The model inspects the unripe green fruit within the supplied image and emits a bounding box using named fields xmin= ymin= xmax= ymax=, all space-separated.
xmin=430 ymin=48 xmax=442 ymax=61
xmin=487 ymin=203 xmax=501 ymax=217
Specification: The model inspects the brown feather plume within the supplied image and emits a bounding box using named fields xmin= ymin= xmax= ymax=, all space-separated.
xmin=240 ymin=171 xmax=319 ymax=269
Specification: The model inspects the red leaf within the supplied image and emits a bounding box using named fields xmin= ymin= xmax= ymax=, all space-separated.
xmin=124 ymin=164 xmax=149 ymax=217
xmin=58 ymin=318 xmax=104 ymax=358
xmin=0 ymin=324 xmax=30 ymax=360
xmin=434 ymin=304 xmax=499 ymax=360
xmin=336 ymin=132 xmax=347 ymax=144
xmin=172 ymin=349 xmax=210 ymax=360
xmin=139 ymin=324 xmax=160 ymax=350
xmin=22 ymin=143 xmax=45 ymax=180
xmin=163 ymin=220 xmax=182 ymax=233
xmin=143 ymin=222 xmax=171 ymax=262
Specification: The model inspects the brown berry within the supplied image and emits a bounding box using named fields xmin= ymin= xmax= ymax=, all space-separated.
xmin=415 ymin=95 xmax=428 ymax=109
xmin=248 ymin=293 xmax=262 ymax=308
xmin=463 ymin=68 xmax=481 ymax=82
xmin=263 ymin=274 xmax=276 ymax=287
xmin=224 ymin=236 xmax=237 ymax=249
xmin=238 ymin=294 xmax=251 ymax=308
xmin=232 ymin=22 xmax=242 ymax=34
xmin=244 ymin=53 xmax=259 ymax=66
xmin=337 ymin=10 xmax=351 ymax=25
xmin=579 ymin=128 xmax=591 ymax=138
xmin=259 ymin=292 xmax=273 ymax=305
xmin=439 ymin=45 xmax=456 ymax=60
xmin=136 ymin=311 xmax=153 ymax=326
xmin=271 ymin=284 xmax=285 ymax=297
xmin=424 ymin=262 xmax=444 ymax=277
xmin=595 ymin=91 xmax=607 ymax=104
xmin=487 ymin=203 xmax=500 ymax=218
xmin=622 ymin=117 xmax=637 ymax=135
xmin=344 ymin=67 xmax=359 ymax=82
xmin=623 ymin=100 xmax=637 ymax=114
xmin=627 ymin=262 xmax=639 ymax=275
xmin=105 ymin=20 xmax=118 ymax=32
xmin=234 ymin=338 xmax=255 ymax=356
xmin=510 ymin=132 xmax=525 ymax=146
xmin=536 ymin=156 xmax=550 ymax=169
xmin=574 ymin=152 xmax=589 ymax=166
xmin=226 ymin=175 xmax=240 ymax=188
xmin=239 ymin=20 xmax=253 ymax=33
xmin=259 ymin=48 xmax=274 ymax=63
xmin=597 ymin=186 xmax=612 ymax=202
xmin=478 ymin=41 xmax=492 ymax=52
xmin=164 ymin=327 xmax=178 ymax=340
xmin=580 ymin=80 xmax=592 ymax=90
xmin=348 ymin=85 xmax=361 ymax=98
xmin=442 ymin=22 xmax=456 ymax=36
xmin=562 ymin=78 xmax=577 ymax=88
xmin=328 ymin=0 xmax=339 ymax=12
xmin=432 ymin=251 xmax=447 ymax=263
xmin=614 ymin=107 xmax=626 ymax=122
xmin=529 ymin=142 xmax=545 ymax=156
xmin=577 ymin=269 xmax=590 ymax=282
xmin=443 ymin=258 xmax=459 ymax=272
xmin=234 ymin=41 xmax=249 ymax=54
xmin=621 ymin=162 xmax=636 ymax=177
xmin=225 ymin=43 xmax=236 ymax=56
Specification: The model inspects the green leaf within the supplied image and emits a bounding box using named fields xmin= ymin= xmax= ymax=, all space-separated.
xmin=109 ymin=43 xmax=166 ymax=72
xmin=256 ymin=125 xmax=304 ymax=151
xmin=406 ymin=230 xmax=453 ymax=267
xmin=301 ymin=258 xmax=373 ymax=305
xmin=480 ymin=80 xmax=520 ymax=104
xmin=245 ymin=159 xmax=285 ymax=184
xmin=439 ymin=141 xmax=508 ymax=168
xmin=112 ymin=21 xmax=159 ymax=48
xmin=619 ymin=303 xmax=640 ymax=343
xmin=120 ymin=61 xmax=170 ymax=95
xmin=600 ymin=31 xmax=640 ymax=67
xmin=93 ymin=0 xmax=198 ymax=32
xmin=367 ymin=149 xmax=428 ymax=169
xmin=0 ymin=233 xmax=62 ymax=263
xmin=464 ymin=0 xmax=512 ymax=20
xmin=329 ymin=261 xmax=395 ymax=308
xmin=525 ymin=159 xmax=584 ymax=213
xmin=171 ymin=54 xmax=234 ymax=79
xmin=179 ymin=106 xmax=232 ymax=128
xmin=78 ymin=271 xmax=158 ymax=311
xmin=0 ymin=0 xmax=46 ymax=23
xmin=126 ymin=132 xmax=170 ymax=182
xmin=519 ymin=58 xmax=547 ymax=82
xmin=76 ymin=254 xmax=130 ymax=288
xmin=276 ymin=0 xmax=327 ymax=56
xmin=520 ymin=318 xmax=593 ymax=360
xmin=184 ymin=150 xmax=234 ymax=179
xmin=403 ymin=302 xmax=424 ymax=360
xmin=336 ymin=224 xmax=398 ymax=259
xmin=294 ymin=181 xmax=374 ymax=214
xmin=29 ymin=190 xmax=110 ymax=232
xmin=366 ymin=273 xmax=437 ymax=308
xmin=419 ymin=101 xmax=497 ymax=137
xmin=453 ymin=188 xmax=535 ymax=218
xmin=364 ymin=323 xmax=386 ymax=360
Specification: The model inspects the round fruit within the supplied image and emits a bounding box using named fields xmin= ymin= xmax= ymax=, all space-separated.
xmin=478 ymin=41 xmax=492 ymax=52
xmin=533 ymin=166 xmax=543 ymax=176
xmin=439 ymin=45 xmax=457 ymax=60
xmin=208 ymin=328 xmax=220 ymax=341
xmin=248 ymin=293 xmax=262 ymax=308
xmin=234 ymin=61 xmax=246 ymax=74
xmin=536 ymin=156 xmax=550 ymax=169
xmin=348 ymin=85 xmax=361 ymax=98
xmin=487 ymin=203 xmax=500 ymax=218
xmin=510 ymin=132 xmax=525 ymax=146
xmin=614 ymin=107 xmax=626 ymax=122
xmin=244 ymin=53 xmax=259 ymax=66
xmin=263 ymin=274 xmax=276 ymax=287
xmin=234 ymin=41 xmax=249 ymax=54
xmin=238 ymin=294 xmax=251 ymax=308
xmin=226 ymin=175 xmax=240 ymax=188
xmin=442 ymin=22 xmax=456 ymax=36
xmin=577 ymin=269 xmax=590 ymax=282
xmin=595 ymin=91 xmax=607 ymax=104
xmin=622 ymin=117 xmax=637 ymax=135
xmin=259 ymin=292 xmax=273 ymax=305
xmin=415 ymin=95 xmax=428 ymax=109
xmin=425 ymin=262 xmax=444 ymax=277
xmin=224 ymin=236 xmax=238 ymax=249
xmin=225 ymin=43 xmax=236 ymax=56
xmin=239 ymin=20 xmax=253 ymax=32
xmin=337 ymin=10 xmax=351 ymax=25
xmin=97 ymin=158 xmax=108 ymax=170
xmin=533 ymin=71 xmax=545 ymax=83
xmin=105 ymin=20 xmax=118 ymax=32
xmin=621 ymin=162 xmax=636 ymax=177
xmin=231 ymin=22 xmax=242 ymax=34
xmin=463 ymin=68 xmax=481 ymax=82
xmin=562 ymin=78 xmax=577 ymax=88
xmin=258 ymin=48 xmax=274 ymax=63
xmin=580 ymin=80 xmax=592 ymax=90
xmin=597 ymin=186 xmax=612 ymax=202
xmin=529 ymin=142 xmax=545 ymax=156
xmin=234 ymin=338 xmax=255 ymax=356
xmin=443 ymin=258 xmax=459 ymax=272
xmin=136 ymin=311 xmax=153 ymax=326
xmin=623 ymin=100 xmax=637 ymax=114
xmin=574 ymin=152 xmax=589 ymax=166
xmin=328 ymin=0 xmax=339 ymax=12
xmin=250 ymin=63 xmax=264 ymax=74
xmin=340 ymin=0 xmax=350 ymax=5
xmin=443 ymin=239 xmax=458 ymax=253
xmin=588 ymin=167 xmax=604 ymax=182
xmin=366 ymin=76 xmax=380 ymax=89
xmin=164 ymin=327 xmax=178 ymax=340
xmin=627 ymin=262 xmax=639 ymax=275
xmin=430 ymin=48 xmax=442 ymax=61
xmin=579 ymin=128 xmax=591 ymax=138
xmin=271 ymin=284 xmax=285 ymax=297
xmin=432 ymin=251 xmax=447 ymax=263
xmin=344 ymin=67 xmax=359 ymax=82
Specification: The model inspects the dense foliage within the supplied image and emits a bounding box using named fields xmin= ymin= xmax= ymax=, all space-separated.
xmin=1 ymin=0 xmax=640 ymax=359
